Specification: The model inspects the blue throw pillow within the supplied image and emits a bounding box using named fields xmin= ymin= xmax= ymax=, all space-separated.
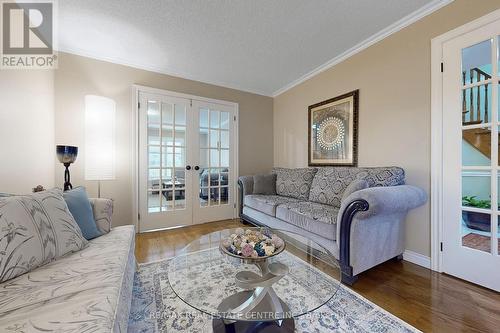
xmin=63 ymin=187 xmax=102 ymax=240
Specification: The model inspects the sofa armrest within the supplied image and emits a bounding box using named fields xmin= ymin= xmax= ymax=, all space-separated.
xmin=336 ymin=185 xmax=427 ymax=284
xmin=238 ymin=175 xmax=254 ymax=196
xmin=340 ymin=185 xmax=427 ymax=220
xmin=89 ymin=198 xmax=113 ymax=234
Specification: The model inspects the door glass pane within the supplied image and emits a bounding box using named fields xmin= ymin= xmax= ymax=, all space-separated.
xmin=220 ymin=131 xmax=229 ymax=149
xmin=200 ymin=149 xmax=209 ymax=168
xmin=462 ymin=170 xmax=491 ymax=253
xmin=175 ymin=187 xmax=186 ymax=209
xmin=221 ymin=149 xmax=229 ymax=167
xmin=175 ymin=104 xmax=186 ymax=125
xmin=462 ymin=210 xmax=491 ymax=253
xmin=161 ymin=124 xmax=173 ymax=145
xmin=200 ymin=168 xmax=209 ymax=187
xmin=462 ymin=39 xmax=492 ymax=85
xmin=199 ymin=128 xmax=209 ymax=148
xmin=210 ymin=187 xmax=220 ymax=206
xmin=174 ymin=147 xmax=185 ymax=167
xmin=462 ymin=83 xmax=491 ymax=125
xmin=148 ymin=101 xmax=160 ymax=124
xmin=220 ymin=171 xmax=229 ymax=186
xmin=210 ymin=130 xmax=219 ymax=148
xmin=162 ymin=103 xmax=173 ymax=124
xmin=162 ymin=190 xmax=173 ymax=211
xmin=162 ymin=168 xmax=173 ymax=183
xmin=210 ymin=168 xmax=220 ymax=186
xmin=200 ymin=108 xmax=209 ymax=128
xmin=462 ymin=125 xmax=491 ymax=166
xmin=210 ymin=149 xmax=219 ymax=167
xmin=148 ymin=191 xmax=160 ymax=213
xmin=210 ymin=110 xmax=220 ymax=128
xmin=221 ymin=111 xmax=230 ymax=129
xmin=175 ymin=127 xmax=186 ymax=146
xmin=148 ymin=146 xmax=160 ymax=168
xmin=175 ymin=169 xmax=185 ymax=185
xmin=199 ymin=187 xmax=208 ymax=207
xmin=220 ymin=187 xmax=229 ymax=205
xmin=148 ymin=169 xmax=160 ymax=189
xmin=162 ymin=146 xmax=173 ymax=167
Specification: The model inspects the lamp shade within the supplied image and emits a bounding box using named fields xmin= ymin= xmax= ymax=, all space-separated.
xmin=84 ymin=95 xmax=116 ymax=181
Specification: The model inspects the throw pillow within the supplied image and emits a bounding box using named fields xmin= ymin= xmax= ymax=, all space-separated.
xmin=89 ymin=198 xmax=113 ymax=234
xmin=0 ymin=188 xmax=88 ymax=283
xmin=63 ymin=187 xmax=102 ymax=240
xmin=253 ymin=174 xmax=277 ymax=195
xmin=341 ymin=179 xmax=369 ymax=202
xmin=273 ymin=167 xmax=317 ymax=200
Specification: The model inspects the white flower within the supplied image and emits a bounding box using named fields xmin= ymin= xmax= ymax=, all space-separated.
xmin=263 ymin=245 xmax=275 ymax=256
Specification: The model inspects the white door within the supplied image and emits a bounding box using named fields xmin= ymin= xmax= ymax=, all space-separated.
xmin=442 ymin=20 xmax=500 ymax=291
xmin=192 ymin=101 xmax=236 ymax=224
xmin=138 ymin=90 xmax=237 ymax=232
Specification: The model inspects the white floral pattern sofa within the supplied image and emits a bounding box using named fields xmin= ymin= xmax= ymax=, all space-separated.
xmin=0 ymin=198 xmax=135 ymax=333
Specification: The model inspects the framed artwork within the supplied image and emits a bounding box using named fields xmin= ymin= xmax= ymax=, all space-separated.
xmin=308 ymin=90 xmax=359 ymax=166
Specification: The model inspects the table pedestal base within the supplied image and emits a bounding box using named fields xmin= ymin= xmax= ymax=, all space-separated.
xmin=213 ymin=290 xmax=294 ymax=332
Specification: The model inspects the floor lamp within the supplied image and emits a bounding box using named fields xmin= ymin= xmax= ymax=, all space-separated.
xmin=84 ymin=95 xmax=116 ymax=198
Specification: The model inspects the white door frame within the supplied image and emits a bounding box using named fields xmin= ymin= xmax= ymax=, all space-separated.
xmin=430 ymin=9 xmax=500 ymax=272
xmin=131 ymin=84 xmax=239 ymax=232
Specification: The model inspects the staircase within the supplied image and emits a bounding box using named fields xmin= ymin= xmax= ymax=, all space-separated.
xmin=462 ymin=67 xmax=496 ymax=162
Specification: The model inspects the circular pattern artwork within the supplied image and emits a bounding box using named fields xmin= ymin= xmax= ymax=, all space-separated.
xmin=316 ymin=117 xmax=344 ymax=150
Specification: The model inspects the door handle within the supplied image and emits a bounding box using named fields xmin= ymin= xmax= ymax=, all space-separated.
xmin=186 ymin=165 xmax=192 ymax=170
xmin=194 ymin=166 xmax=200 ymax=171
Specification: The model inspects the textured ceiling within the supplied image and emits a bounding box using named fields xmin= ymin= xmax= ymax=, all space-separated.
xmin=59 ymin=0 xmax=439 ymax=96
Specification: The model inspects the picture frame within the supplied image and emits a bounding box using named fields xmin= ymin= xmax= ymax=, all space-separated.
xmin=308 ymin=90 xmax=359 ymax=166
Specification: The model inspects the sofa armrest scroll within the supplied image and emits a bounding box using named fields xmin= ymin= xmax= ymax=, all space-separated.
xmin=238 ymin=176 xmax=254 ymax=216
xmin=89 ymin=198 xmax=113 ymax=234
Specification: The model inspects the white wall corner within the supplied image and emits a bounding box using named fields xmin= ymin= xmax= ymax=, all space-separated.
xmin=403 ymin=250 xmax=431 ymax=269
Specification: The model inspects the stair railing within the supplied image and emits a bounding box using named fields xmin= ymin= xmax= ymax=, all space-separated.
xmin=462 ymin=67 xmax=492 ymax=125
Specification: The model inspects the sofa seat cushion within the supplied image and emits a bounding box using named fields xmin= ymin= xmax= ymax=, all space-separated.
xmin=0 ymin=225 xmax=135 ymax=333
xmin=244 ymin=195 xmax=300 ymax=216
xmin=276 ymin=201 xmax=338 ymax=241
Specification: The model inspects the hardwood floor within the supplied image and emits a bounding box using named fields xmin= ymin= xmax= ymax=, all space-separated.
xmin=135 ymin=219 xmax=500 ymax=333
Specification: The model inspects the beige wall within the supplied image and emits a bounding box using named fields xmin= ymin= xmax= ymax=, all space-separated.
xmin=0 ymin=70 xmax=55 ymax=193
xmin=55 ymin=52 xmax=273 ymax=227
xmin=273 ymin=0 xmax=500 ymax=257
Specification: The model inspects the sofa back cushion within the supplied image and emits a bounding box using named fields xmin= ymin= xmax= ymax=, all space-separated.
xmin=309 ymin=167 xmax=405 ymax=207
xmin=0 ymin=188 xmax=88 ymax=283
xmin=273 ymin=167 xmax=317 ymax=200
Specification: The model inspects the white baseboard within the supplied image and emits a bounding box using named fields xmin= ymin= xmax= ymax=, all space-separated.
xmin=403 ymin=250 xmax=431 ymax=269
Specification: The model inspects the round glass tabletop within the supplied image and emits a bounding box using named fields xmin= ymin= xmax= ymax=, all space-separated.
xmin=167 ymin=227 xmax=341 ymax=328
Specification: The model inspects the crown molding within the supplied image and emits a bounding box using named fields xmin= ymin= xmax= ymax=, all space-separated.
xmin=56 ymin=46 xmax=272 ymax=97
xmin=272 ymin=0 xmax=454 ymax=97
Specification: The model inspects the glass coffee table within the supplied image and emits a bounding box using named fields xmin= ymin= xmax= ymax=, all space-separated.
xmin=167 ymin=227 xmax=341 ymax=332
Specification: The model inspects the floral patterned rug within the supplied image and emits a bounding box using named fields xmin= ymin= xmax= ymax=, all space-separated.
xmin=128 ymin=251 xmax=420 ymax=333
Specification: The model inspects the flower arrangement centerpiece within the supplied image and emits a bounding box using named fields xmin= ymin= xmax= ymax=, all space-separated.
xmin=220 ymin=228 xmax=285 ymax=259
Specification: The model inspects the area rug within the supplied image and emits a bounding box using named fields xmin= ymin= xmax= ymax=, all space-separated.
xmin=128 ymin=250 xmax=420 ymax=333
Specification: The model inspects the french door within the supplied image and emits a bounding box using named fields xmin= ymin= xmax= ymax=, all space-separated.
xmin=442 ymin=19 xmax=500 ymax=291
xmin=138 ymin=90 xmax=237 ymax=232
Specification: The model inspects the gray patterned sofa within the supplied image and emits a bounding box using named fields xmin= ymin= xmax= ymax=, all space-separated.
xmin=238 ymin=167 xmax=427 ymax=285
xmin=0 ymin=197 xmax=135 ymax=332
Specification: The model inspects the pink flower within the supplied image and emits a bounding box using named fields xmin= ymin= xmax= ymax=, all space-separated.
xmin=241 ymin=243 xmax=254 ymax=257
xmin=271 ymin=236 xmax=284 ymax=248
